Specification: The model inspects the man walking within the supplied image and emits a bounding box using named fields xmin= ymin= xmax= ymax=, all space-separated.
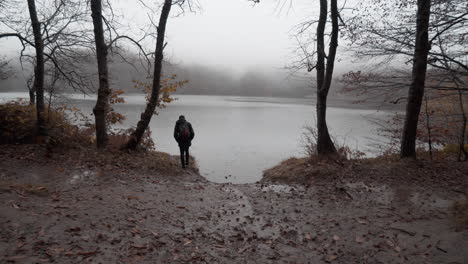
xmin=173 ymin=115 xmax=195 ymax=168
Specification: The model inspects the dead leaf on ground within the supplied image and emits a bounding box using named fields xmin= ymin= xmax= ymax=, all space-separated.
xmin=64 ymin=250 xmax=99 ymax=257
xmin=51 ymin=193 xmax=60 ymax=201
xmin=355 ymin=236 xmax=365 ymax=243
xmin=46 ymin=246 xmax=65 ymax=256
xmin=66 ymin=227 xmax=81 ymax=233
xmin=16 ymin=240 xmax=25 ymax=249
xmin=238 ymin=246 xmax=250 ymax=253
xmin=37 ymin=228 xmax=45 ymax=237
xmin=131 ymin=244 xmax=147 ymax=249
xmin=357 ymin=218 xmax=368 ymax=225
xmin=3 ymin=255 xmax=27 ymax=262
xmin=385 ymin=240 xmax=395 ymax=248
xmin=47 ymin=204 xmax=70 ymax=209
xmin=325 ymin=254 xmax=338 ymax=262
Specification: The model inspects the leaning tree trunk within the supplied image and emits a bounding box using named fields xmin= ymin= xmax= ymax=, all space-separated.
xmin=400 ymin=0 xmax=431 ymax=158
xmin=124 ymin=0 xmax=172 ymax=150
xmin=91 ymin=0 xmax=111 ymax=149
xmin=27 ymin=0 xmax=47 ymax=137
xmin=315 ymin=0 xmax=337 ymax=155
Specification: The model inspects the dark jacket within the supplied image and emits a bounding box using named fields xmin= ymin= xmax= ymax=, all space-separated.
xmin=174 ymin=119 xmax=195 ymax=147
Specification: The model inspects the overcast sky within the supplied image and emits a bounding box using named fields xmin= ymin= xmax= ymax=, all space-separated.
xmin=166 ymin=0 xmax=312 ymax=72
xmin=112 ymin=0 xmax=317 ymax=74
xmin=1 ymin=0 xmax=357 ymax=75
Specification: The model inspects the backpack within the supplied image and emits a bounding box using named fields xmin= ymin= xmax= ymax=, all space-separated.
xmin=178 ymin=122 xmax=191 ymax=141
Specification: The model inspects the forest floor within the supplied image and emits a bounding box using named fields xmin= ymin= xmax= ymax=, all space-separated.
xmin=0 ymin=145 xmax=467 ymax=263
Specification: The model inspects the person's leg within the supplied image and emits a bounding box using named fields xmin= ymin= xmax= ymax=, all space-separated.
xmin=179 ymin=146 xmax=185 ymax=168
xmin=185 ymin=146 xmax=190 ymax=166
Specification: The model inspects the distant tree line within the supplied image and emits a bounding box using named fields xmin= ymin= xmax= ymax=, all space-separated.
xmin=0 ymin=58 xmax=313 ymax=98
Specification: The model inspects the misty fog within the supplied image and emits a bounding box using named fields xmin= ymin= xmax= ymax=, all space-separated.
xmin=0 ymin=0 xmax=368 ymax=100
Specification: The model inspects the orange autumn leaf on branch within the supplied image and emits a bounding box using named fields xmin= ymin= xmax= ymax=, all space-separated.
xmin=132 ymin=74 xmax=188 ymax=115
xmin=106 ymin=89 xmax=126 ymax=126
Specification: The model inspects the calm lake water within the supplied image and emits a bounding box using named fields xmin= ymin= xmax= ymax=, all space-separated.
xmin=1 ymin=93 xmax=389 ymax=183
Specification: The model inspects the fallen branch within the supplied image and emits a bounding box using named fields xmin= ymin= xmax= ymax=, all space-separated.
xmin=436 ymin=246 xmax=448 ymax=253
xmin=64 ymin=249 xmax=99 ymax=258
xmin=389 ymin=227 xmax=416 ymax=236
xmin=435 ymin=240 xmax=448 ymax=253
xmin=336 ymin=187 xmax=353 ymax=200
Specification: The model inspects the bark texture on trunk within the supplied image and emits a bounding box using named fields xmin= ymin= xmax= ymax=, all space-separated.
xmin=91 ymin=0 xmax=110 ymax=149
xmin=315 ymin=0 xmax=337 ymax=155
xmin=27 ymin=0 xmax=46 ymax=137
xmin=29 ymin=86 xmax=36 ymax=105
xmin=124 ymin=0 xmax=172 ymax=150
xmin=400 ymin=0 xmax=431 ymax=158
xmin=423 ymin=95 xmax=433 ymax=160
xmin=458 ymin=90 xmax=467 ymax=161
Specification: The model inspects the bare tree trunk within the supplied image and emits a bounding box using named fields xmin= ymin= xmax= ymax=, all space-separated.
xmin=28 ymin=86 xmax=36 ymax=105
xmin=27 ymin=69 xmax=36 ymax=104
xmin=400 ymin=0 xmax=431 ymax=158
xmin=27 ymin=0 xmax=47 ymax=137
xmin=91 ymin=0 xmax=110 ymax=149
xmin=423 ymin=94 xmax=433 ymax=160
xmin=124 ymin=0 xmax=172 ymax=150
xmin=315 ymin=0 xmax=337 ymax=155
xmin=47 ymin=68 xmax=59 ymax=123
xmin=457 ymin=90 xmax=467 ymax=161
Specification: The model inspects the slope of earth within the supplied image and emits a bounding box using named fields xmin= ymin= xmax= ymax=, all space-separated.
xmin=0 ymin=156 xmax=467 ymax=263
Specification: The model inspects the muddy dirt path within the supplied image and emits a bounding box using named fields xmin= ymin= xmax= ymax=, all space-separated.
xmin=0 ymin=160 xmax=467 ymax=263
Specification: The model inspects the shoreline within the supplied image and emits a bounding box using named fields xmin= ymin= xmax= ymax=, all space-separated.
xmin=0 ymin=92 xmax=403 ymax=112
